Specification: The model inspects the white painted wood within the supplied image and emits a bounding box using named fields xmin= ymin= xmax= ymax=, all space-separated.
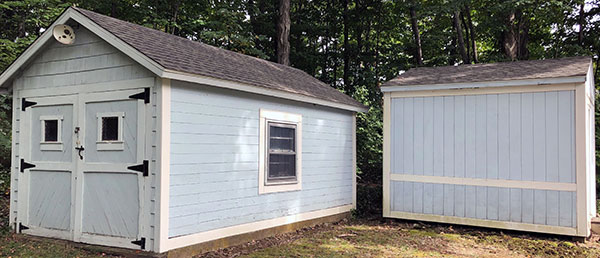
xmin=389 ymin=211 xmax=578 ymax=236
xmin=575 ymin=83 xmax=588 ymax=236
xmin=390 ymin=174 xmax=576 ymax=191
xmin=164 ymin=204 xmax=352 ymax=251
xmin=157 ymin=78 xmax=171 ymax=253
xmin=352 ymin=113 xmax=357 ymax=209
xmin=381 ymin=76 xmax=585 ymax=92
xmin=258 ymin=109 xmax=303 ymax=194
xmin=162 ymin=70 xmax=367 ymax=113
xmin=390 ymin=83 xmax=576 ymax=98
xmin=382 ymin=93 xmax=391 ymax=217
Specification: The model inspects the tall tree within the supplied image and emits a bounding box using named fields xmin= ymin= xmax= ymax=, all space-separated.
xmin=463 ymin=4 xmax=478 ymax=63
xmin=276 ymin=0 xmax=291 ymax=65
xmin=578 ymin=2 xmax=586 ymax=46
xmin=453 ymin=9 xmax=470 ymax=63
xmin=409 ymin=4 xmax=423 ymax=66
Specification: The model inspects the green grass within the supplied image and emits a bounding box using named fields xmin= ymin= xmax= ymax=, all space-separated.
xmin=238 ymin=220 xmax=600 ymax=258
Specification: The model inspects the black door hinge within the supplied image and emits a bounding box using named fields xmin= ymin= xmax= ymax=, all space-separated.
xmin=21 ymin=98 xmax=37 ymax=111
xmin=20 ymin=159 xmax=35 ymax=172
xmin=128 ymin=160 xmax=148 ymax=177
xmin=131 ymin=237 xmax=145 ymax=249
xmin=19 ymin=223 xmax=29 ymax=232
xmin=129 ymin=88 xmax=150 ymax=104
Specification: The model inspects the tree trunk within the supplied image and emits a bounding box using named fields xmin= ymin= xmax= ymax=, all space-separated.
xmin=460 ymin=10 xmax=471 ymax=59
xmin=409 ymin=6 xmax=423 ymax=66
xmin=502 ymin=9 xmax=518 ymax=60
xmin=578 ymin=3 xmax=586 ymax=46
xmin=276 ymin=0 xmax=291 ymax=65
xmin=343 ymin=0 xmax=351 ymax=91
xmin=464 ymin=4 xmax=478 ymax=63
xmin=453 ymin=10 xmax=470 ymax=63
xmin=517 ymin=13 xmax=529 ymax=60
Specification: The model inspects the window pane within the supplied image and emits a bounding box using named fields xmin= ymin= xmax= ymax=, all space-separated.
xmin=269 ymin=124 xmax=295 ymax=151
xmin=268 ymin=154 xmax=296 ymax=180
xmin=44 ymin=120 xmax=58 ymax=142
xmin=101 ymin=117 xmax=119 ymax=141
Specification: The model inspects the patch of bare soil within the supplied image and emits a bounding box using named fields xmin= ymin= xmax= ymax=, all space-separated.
xmin=198 ymin=219 xmax=346 ymax=258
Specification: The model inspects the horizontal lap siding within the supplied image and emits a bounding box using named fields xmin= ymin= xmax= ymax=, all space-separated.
xmin=21 ymin=28 xmax=153 ymax=89
xmin=389 ymin=91 xmax=576 ymax=228
xmin=169 ymin=81 xmax=354 ymax=238
xmin=14 ymin=27 xmax=157 ymax=246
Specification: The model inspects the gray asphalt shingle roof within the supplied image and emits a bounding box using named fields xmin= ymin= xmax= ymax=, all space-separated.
xmin=72 ymin=7 xmax=365 ymax=110
xmin=382 ymin=56 xmax=592 ymax=88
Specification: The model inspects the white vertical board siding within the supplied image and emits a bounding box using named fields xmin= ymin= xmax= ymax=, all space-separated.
xmin=168 ymin=81 xmax=354 ymax=238
xmin=390 ymin=91 xmax=577 ymax=228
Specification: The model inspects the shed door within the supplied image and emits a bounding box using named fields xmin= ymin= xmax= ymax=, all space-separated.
xmin=17 ymin=88 xmax=148 ymax=250
xmin=18 ymin=95 xmax=78 ymax=240
xmin=75 ymin=89 xmax=147 ymax=248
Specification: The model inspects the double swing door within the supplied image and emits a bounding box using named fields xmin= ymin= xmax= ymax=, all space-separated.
xmin=17 ymin=88 xmax=149 ymax=249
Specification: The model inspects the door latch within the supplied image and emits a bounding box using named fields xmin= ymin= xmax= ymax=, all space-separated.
xmin=75 ymin=146 xmax=85 ymax=160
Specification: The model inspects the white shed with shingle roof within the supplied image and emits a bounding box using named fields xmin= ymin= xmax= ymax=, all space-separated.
xmin=0 ymin=7 xmax=366 ymax=255
xmin=381 ymin=56 xmax=595 ymax=237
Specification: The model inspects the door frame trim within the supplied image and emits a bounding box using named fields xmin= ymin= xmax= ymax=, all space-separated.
xmin=17 ymin=82 xmax=152 ymax=250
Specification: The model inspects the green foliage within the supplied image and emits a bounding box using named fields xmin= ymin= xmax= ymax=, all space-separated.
xmin=0 ymin=0 xmax=599 ymax=218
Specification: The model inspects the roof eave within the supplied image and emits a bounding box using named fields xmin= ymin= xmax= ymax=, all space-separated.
xmin=162 ymin=69 xmax=368 ymax=113
xmin=380 ymin=75 xmax=588 ymax=93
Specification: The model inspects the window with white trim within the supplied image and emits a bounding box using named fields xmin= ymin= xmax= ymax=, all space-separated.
xmin=259 ymin=109 xmax=302 ymax=194
xmin=96 ymin=112 xmax=125 ymax=151
xmin=40 ymin=115 xmax=63 ymax=151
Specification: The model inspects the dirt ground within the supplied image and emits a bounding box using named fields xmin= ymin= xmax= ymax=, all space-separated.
xmin=1 ymin=217 xmax=600 ymax=257
xmin=198 ymin=218 xmax=600 ymax=258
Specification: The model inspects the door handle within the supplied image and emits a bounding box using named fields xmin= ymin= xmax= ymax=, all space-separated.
xmin=75 ymin=146 xmax=85 ymax=160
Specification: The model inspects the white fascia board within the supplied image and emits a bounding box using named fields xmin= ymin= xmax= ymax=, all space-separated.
xmin=0 ymin=8 xmax=165 ymax=89
xmin=380 ymin=76 xmax=587 ymax=92
xmin=162 ymin=69 xmax=368 ymax=113
xmin=69 ymin=10 xmax=164 ymax=76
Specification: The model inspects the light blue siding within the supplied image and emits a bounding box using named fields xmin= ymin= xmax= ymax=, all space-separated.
xmin=389 ymin=91 xmax=577 ymax=228
xmin=13 ymin=26 xmax=158 ymax=247
xmin=390 ymin=182 xmax=576 ymax=228
xmin=168 ymin=81 xmax=354 ymax=238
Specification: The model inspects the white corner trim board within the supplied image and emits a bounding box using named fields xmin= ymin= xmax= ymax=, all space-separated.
xmin=381 ymin=76 xmax=586 ymax=92
xmin=157 ymin=78 xmax=171 ymax=253
xmin=382 ymin=92 xmax=391 ymax=217
xmin=164 ymin=204 xmax=353 ymax=251
xmin=390 ymin=174 xmax=577 ymax=192
xmin=389 ymin=211 xmax=578 ymax=236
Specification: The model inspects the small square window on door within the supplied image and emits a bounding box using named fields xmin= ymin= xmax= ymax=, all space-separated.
xmin=40 ymin=115 xmax=63 ymax=151
xmin=96 ymin=112 xmax=125 ymax=151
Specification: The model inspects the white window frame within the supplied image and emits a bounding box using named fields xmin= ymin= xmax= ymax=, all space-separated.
xmin=96 ymin=112 xmax=125 ymax=151
xmin=259 ymin=109 xmax=302 ymax=194
xmin=40 ymin=115 xmax=63 ymax=151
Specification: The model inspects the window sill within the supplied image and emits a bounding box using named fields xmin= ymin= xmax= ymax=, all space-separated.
xmin=259 ymin=182 xmax=301 ymax=194
xmin=97 ymin=141 xmax=124 ymax=151
xmin=40 ymin=142 xmax=63 ymax=151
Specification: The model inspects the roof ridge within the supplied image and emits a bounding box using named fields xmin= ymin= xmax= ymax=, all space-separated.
xmin=409 ymin=56 xmax=592 ymax=71
xmin=382 ymin=56 xmax=592 ymax=88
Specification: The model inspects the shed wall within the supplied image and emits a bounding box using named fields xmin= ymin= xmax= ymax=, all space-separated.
xmin=168 ymin=81 xmax=354 ymax=238
xmin=9 ymin=25 xmax=158 ymax=248
xmin=389 ymin=91 xmax=577 ymax=228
